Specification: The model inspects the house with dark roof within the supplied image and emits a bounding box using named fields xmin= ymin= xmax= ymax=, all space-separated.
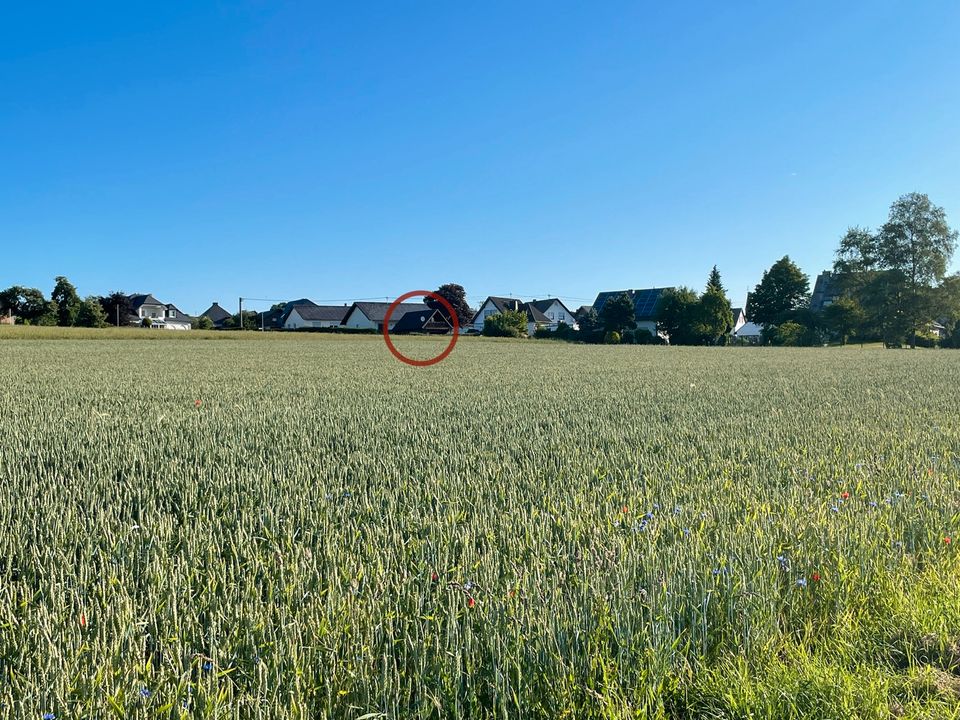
xmin=129 ymin=294 xmax=194 ymax=330
xmin=391 ymin=308 xmax=455 ymax=334
xmin=163 ymin=304 xmax=194 ymax=330
xmin=200 ymin=302 xmax=233 ymax=329
xmin=592 ymin=287 xmax=673 ymax=337
xmin=527 ymin=298 xmax=578 ymax=331
xmin=810 ymin=272 xmax=840 ymax=313
xmin=284 ymin=303 xmax=351 ymax=329
xmin=341 ymin=301 xmax=430 ymax=331
xmin=471 ymin=296 xmax=552 ymax=336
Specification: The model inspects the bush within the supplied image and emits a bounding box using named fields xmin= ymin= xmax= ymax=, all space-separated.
xmin=483 ymin=310 xmax=527 ymax=338
xmin=604 ymin=331 xmax=621 ymax=344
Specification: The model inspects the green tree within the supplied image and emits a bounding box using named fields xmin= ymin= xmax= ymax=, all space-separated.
xmin=574 ymin=307 xmax=602 ymax=343
xmin=51 ymin=276 xmax=81 ymax=327
xmin=599 ymin=293 xmax=636 ymax=335
xmin=832 ymin=194 xmax=957 ymax=347
xmin=877 ymin=193 xmax=958 ymax=347
xmin=822 ymin=297 xmax=865 ymax=345
xmin=749 ymin=256 xmax=810 ymax=328
xmin=482 ymin=310 xmax=527 ymax=338
xmin=99 ymin=292 xmax=134 ymax=327
xmin=655 ymin=287 xmax=699 ymax=345
xmin=195 ymin=315 xmax=215 ymax=330
xmin=0 ymin=286 xmax=52 ymax=324
xmin=76 ymin=296 xmax=108 ymax=328
xmin=36 ymin=299 xmax=59 ymax=326
xmin=426 ymin=283 xmax=474 ymax=328
xmin=936 ymin=274 xmax=960 ymax=347
xmin=706 ymin=265 xmax=725 ymax=294
xmin=696 ymin=287 xmax=733 ymax=345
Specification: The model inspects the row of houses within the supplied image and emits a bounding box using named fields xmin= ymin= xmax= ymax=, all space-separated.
xmin=126 ymin=287 xmax=760 ymax=338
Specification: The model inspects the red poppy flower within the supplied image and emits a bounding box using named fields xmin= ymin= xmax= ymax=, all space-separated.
xmin=841 ymin=492 xmax=849 ymax=500
xmin=79 ymin=613 xmax=87 ymax=628
xmin=194 ymin=399 xmax=202 ymax=407
xmin=621 ymin=506 xmax=628 ymax=514
xmin=945 ymin=537 xmax=952 ymax=545
xmin=467 ymin=597 xmax=476 ymax=608
xmin=431 ymin=572 xmax=438 ymax=582
xmin=811 ymin=572 xmax=821 ymax=582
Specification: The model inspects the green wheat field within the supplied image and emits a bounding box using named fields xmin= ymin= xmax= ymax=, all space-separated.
xmin=2 ymin=330 xmax=959 ymax=719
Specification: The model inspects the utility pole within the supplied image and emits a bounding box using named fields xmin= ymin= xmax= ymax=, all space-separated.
xmin=116 ymin=305 xmax=119 ymax=327
xmin=238 ymin=297 xmax=243 ymax=331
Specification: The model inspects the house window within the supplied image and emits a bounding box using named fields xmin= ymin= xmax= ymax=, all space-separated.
xmin=169 ymin=310 xmax=176 ymax=318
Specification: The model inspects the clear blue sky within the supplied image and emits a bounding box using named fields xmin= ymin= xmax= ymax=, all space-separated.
xmin=2 ymin=1 xmax=959 ymax=314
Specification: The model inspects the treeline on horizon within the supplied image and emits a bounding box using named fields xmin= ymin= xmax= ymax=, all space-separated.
xmin=488 ymin=192 xmax=960 ymax=349
xmin=3 ymin=192 xmax=959 ymax=348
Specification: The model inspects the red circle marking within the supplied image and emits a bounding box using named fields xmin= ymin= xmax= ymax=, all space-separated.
xmin=382 ymin=290 xmax=460 ymax=367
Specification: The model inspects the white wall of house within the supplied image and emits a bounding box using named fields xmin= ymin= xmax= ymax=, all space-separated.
xmin=342 ymin=308 xmax=379 ymax=330
xmin=138 ymin=304 xmax=166 ymax=319
xmin=163 ymin=320 xmax=191 ymax=330
xmin=472 ymin=300 xmax=502 ymax=332
xmin=284 ymin=308 xmax=343 ymax=329
xmin=731 ymin=313 xmax=746 ymax=334
xmin=537 ymin=300 xmax=577 ymax=330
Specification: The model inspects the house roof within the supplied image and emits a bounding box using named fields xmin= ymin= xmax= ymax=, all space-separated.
xmin=291 ymin=304 xmax=350 ymax=322
xmin=731 ymin=307 xmax=744 ymax=321
xmin=165 ymin=304 xmax=196 ymax=324
xmin=593 ymin=288 xmax=673 ymax=321
xmin=347 ymin=301 xmax=430 ymax=324
xmin=128 ymin=293 xmax=166 ymax=310
xmin=473 ymin=296 xmax=551 ymax=325
xmin=528 ymin=298 xmax=575 ymax=318
xmin=201 ymin=303 xmax=233 ymax=323
xmin=391 ymin=308 xmax=454 ymax=334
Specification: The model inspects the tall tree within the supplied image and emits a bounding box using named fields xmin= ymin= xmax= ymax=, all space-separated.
xmin=749 ymin=256 xmax=810 ymax=328
xmin=51 ymin=276 xmax=81 ymax=327
xmin=76 ymin=296 xmax=108 ymax=328
xmin=823 ymin=297 xmax=865 ymax=345
xmin=574 ymin=306 xmax=602 ymax=343
xmin=877 ymin=193 xmax=958 ymax=347
xmin=706 ymin=265 xmax=725 ymax=294
xmin=0 ymin=286 xmax=53 ymax=324
xmin=99 ymin=292 xmax=134 ymax=327
xmin=655 ymin=287 xmax=699 ymax=345
xmin=426 ymin=283 xmax=474 ymax=327
xmin=599 ymin=293 xmax=636 ymax=335
xmin=697 ymin=286 xmax=733 ymax=345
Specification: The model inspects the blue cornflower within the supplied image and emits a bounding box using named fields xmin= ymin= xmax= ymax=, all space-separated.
xmin=830 ymin=506 xmax=840 ymax=513
xmin=140 ymin=688 xmax=151 ymax=698
xmin=673 ymin=505 xmax=681 ymax=515
xmin=776 ymin=555 xmax=789 ymax=571
xmin=652 ymin=503 xmax=661 ymax=511
xmin=683 ymin=528 xmax=691 ymax=536
xmin=202 ymin=661 xmax=213 ymax=672
xmin=796 ymin=578 xmax=807 ymax=588
xmin=43 ymin=714 xmax=56 ymax=720
xmin=869 ymin=501 xmax=878 ymax=508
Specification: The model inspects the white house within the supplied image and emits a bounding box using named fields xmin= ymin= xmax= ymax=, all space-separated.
xmin=528 ymin=298 xmax=578 ymax=331
xmin=471 ymin=296 xmax=550 ymax=336
xmin=341 ymin=301 xmax=430 ymax=331
xmin=163 ymin=304 xmax=193 ymax=330
xmin=129 ymin=294 xmax=194 ymax=330
xmin=284 ymin=304 xmax=350 ymax=329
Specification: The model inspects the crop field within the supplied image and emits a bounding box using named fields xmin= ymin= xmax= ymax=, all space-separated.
xmin=2 ymin=330 xmax=960 ymax=719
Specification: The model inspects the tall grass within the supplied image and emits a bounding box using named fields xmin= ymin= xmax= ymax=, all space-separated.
xmin=1 ymin=337 xmax=958 ymax=718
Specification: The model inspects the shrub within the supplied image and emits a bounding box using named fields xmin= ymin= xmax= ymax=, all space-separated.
xmin=483 ymin=310 xmax=527 ymax=338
